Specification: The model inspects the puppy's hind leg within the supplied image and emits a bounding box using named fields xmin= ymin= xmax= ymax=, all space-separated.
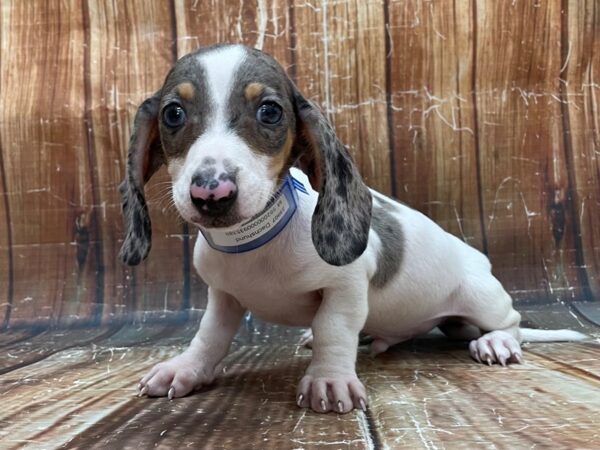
xmin=454 ymin=273 xmax=523 ymax=366
xmin=438 ymin=319 xmax=482 ymax=341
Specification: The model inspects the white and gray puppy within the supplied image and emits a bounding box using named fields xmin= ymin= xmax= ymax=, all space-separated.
xmin=120 ymin=44 xmax=585 ymax=414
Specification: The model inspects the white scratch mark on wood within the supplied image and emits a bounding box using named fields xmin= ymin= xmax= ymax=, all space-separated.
xmin=357 ymin=411 xmax=376 ymax=450
xmin=542 ymin=257 xmax=554 ymax=296
xmin=560 ymin=39 xmax=572 ymax=74
xmin=255 ymin=0 xmax=268 ymax=50
xmin=453 ymin=206 xmax=467 ymax=241
xmin=290 ymin=438 xmax=364 ymax=446
xmin=386 ymin=22 xmax=394 ymax=58
xmin=236 ymin=0 xmax=244 ymax=41
xmin=163 ymin=284 xmax=169 ymax=312
xmin=408 ymin=411 xmax=439 ymax=450
xmin=291 ymin=409 xmax=307 ymax=434
xmin=567 ymin=308 xmax=587 ymax=328
xmin=487 ymin=176 xmax=514 ymax=231
xmin=428 ymin=3 xmax=446 ymax=40
xmin=432 ymin=105 xmax=473 ymax=135
xmin=517 ymin=189 xmax=539 ymax=237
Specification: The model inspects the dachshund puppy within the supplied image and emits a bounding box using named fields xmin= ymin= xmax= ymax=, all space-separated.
xmin=120 ymin=44 xmax=585 ymax=413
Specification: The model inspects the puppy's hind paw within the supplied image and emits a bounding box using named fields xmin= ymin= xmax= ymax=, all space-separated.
xmin=469 ymin=330 xmax=523 ymax=366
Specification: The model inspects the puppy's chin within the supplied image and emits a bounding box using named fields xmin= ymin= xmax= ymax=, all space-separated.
xmin=188 ymin=213 xmax=246 ymax=230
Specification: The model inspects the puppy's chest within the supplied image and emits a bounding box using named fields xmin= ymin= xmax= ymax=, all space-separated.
xmin=196 ymin=242 xmax=323 ymax=326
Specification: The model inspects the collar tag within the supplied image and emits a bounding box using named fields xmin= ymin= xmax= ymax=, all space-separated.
xmin=199 ymin=173 xmax=307 ymax=253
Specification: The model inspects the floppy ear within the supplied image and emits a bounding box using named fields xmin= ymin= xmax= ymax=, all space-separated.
xmin=292 ymin=88 xmax=372 ymax=266
xmin=118 ymin=92 xmax=165 ymax=266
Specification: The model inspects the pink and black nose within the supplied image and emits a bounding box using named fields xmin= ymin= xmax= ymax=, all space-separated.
xmin=190 ymin=172 xmax=238 ymax=216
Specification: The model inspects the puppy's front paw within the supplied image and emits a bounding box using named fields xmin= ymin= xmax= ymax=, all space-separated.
xmin=469 ymin=330 xmax=523 ymax=366
xmin=137 ymin=353 xmax=215 ymax=399
xmin=296 ymin=371 xmax=367 ymax=414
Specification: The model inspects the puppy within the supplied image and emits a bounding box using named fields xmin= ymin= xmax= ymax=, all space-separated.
xmin=120 ymin=44 xmax=586 ymax=414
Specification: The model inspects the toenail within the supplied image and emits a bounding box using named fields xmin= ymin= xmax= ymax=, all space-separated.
xmin=359 ymin=398 xmax=367 ymax=412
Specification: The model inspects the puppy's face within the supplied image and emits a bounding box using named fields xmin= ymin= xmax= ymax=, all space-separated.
xmin=159 ymin=45 xmax=296 ymax=229
xmin=119 ymin=44 xmax=372 ymax=267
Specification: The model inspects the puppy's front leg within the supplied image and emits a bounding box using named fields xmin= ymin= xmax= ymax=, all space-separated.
xmin=297 ymin=281 xmax=369 ymax=414
xmin=138 ymin=287 xmax=245 ymax=399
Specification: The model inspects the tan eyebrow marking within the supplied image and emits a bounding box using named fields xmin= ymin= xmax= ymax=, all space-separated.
xmin=177 ymin=82 xmax=195 ymax=101
xmin=244 ymin=82 xmax=265 ymax=101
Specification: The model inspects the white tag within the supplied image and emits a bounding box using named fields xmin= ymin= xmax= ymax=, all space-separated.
xmin=204 ymin=191 xmax=291 ymax=247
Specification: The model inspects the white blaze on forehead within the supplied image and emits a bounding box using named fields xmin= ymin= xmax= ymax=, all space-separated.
xmin=198 ymin=45 xmax=247 ymax=128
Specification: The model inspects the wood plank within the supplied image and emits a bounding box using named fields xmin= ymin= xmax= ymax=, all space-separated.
xmin=174 ymin=0 xmax=294 ymax=90
xmin=84 ymin=0 xmax=188 ymax=319
xmin=573 ymin=302 xmax=600 ymax=327
xmin=561 ymin=0 xmax=600 ymax=301
xmin=363 ymin=338 xmax=600 ymax=448
xmin=175 ymin=0 xmax=259 ymax=53
xmin=0 ymin=0 xmax=98 ymax=325
xmin=526 ymin=341 xmax=600 ymax=379
xmin=386 ymin=0 xmax=483 ymax=247
xmin=0 ymin=326 xmax=368 ymax=449
xmin=0 ymin=327 xmax=117 ymax=375
xmin=1 ymin=321 xmax=598 ymax=448
xmin=0 ymin=149 xmax=11 ymax=326
xmin=472 ymin=0 xmax=585 ymax=303
xmin=291 ymin=0 xmax=392 ymax=193
xmin=0 ymin=329 xmax=38 ymax=347
xmin=517 ymin=302 xmax=598 ymax=335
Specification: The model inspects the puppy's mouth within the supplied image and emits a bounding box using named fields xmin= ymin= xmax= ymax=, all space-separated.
xmin=189 ymin=193 xmax=276 ymax=231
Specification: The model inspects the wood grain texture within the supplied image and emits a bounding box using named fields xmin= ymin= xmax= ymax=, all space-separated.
xmin=0 ymin=318 xmax=598 ymax=449
xmin=0 ymin=0 xmax=599 ymax=326
xmin=84 ymin=0 xmax=189 ymax=321
xmin=0 ymin=0 xmax=98 ymax=325
xmin=472 ymin=0 xmax=587 ymax=303
xmin=174 ymin=0 xmax=294 ymax=78
xmin=561 ymin=0 xmax=600 ymax=301
xmin=386 ymin=0 xmax=484 ymax=249
xmin=364 ymin=342 xmax=600 ymax=448
xmin=0 ymin=149 xmax=11 ymax=327
xmin=292 ymin=0 xmax=392 ymax=192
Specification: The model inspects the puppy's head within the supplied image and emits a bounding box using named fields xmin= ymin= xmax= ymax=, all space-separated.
xmin=119 ymin=44 xmax=372 ymax=267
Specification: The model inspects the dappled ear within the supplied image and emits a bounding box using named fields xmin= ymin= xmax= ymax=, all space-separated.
xmin=292 ymin=88 xmax=372 ymax=266
xmin=118 ymin=92 xmax=165 ymax=266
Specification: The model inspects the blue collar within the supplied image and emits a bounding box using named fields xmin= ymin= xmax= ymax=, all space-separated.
xmin=199 ymin=173 xmax=309 ymax=254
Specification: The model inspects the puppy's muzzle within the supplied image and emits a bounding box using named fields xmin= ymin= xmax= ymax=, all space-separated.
xmin=190 ymin=171 xmax=238 ymax=216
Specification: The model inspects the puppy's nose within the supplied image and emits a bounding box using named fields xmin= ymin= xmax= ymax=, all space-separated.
xmin=190 ymin=173 xmax=238 ymax=216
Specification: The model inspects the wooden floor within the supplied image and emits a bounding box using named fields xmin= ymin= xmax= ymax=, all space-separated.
xmin=1 ymin=304 xmax=599 ymax=450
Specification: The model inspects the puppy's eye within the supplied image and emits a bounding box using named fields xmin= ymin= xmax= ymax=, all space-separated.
xmin=256 ymin=101 xmax=283 ymax=125
xmin=162 ymin=104 xmax=186 ymax=128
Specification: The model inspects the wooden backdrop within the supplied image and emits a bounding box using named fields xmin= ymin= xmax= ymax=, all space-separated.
xmin=0 ymin=0 xmax=598 ymax=328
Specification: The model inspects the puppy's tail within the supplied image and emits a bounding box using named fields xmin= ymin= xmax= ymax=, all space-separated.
xmin=520 ymin=328 xmax=589 ymax=343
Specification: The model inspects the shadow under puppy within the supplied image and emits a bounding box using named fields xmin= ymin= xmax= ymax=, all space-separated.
xmin=120 ymin=44 xmax=586 ymax=414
